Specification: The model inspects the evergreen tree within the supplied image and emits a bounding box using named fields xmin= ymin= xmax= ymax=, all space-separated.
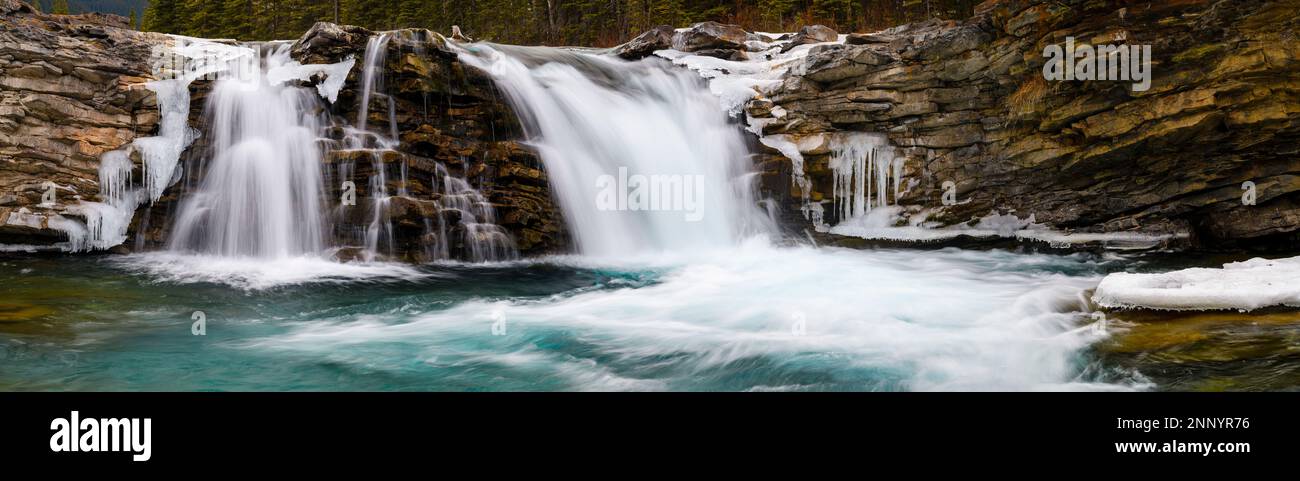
xmin=812 ymin=0 xmax=854 ymax=29
xmin=143 ymin=0 xmax=180 ymax=34
xmin=52 ymin=0 xmax=69 ymax=15
xmin=221 ymin=0 xmax=256 ymax=40
xmin=758 ymin=0 xmax=796 ymax=32
xmin=181 ymin=0 xmax=224 ymax=38
xmin=127 ymin=0 xmax=979 ymax=46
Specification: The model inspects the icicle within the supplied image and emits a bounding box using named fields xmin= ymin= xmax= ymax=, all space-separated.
xmin=828 ymin=133 xmax=897 ymax=225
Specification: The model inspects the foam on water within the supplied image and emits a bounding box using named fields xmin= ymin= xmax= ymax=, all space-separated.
xmin=247 ymin=241 xmax=1130 ymax=391
xmin=114 ymin=252 xmax=430 ymax=290
xmin=167 ymin=44 xmax=331 ymax=258
xmin=454 ymin=43 xmax=776 ymax=256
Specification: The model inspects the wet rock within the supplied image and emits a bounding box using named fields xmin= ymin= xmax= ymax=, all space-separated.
xmin=781 ymin=25 xmax=839 ymax=53
xmin=757 ymin=0 xmax=1300 ymax=251
xmin=615 ymin=25 xmax=673 ymax=60
xmin=691 ymin=48 xmax=748 ymax=61
xmin=845 ymin=33 xmax=895 ymax=45
xmin=291 ymin=22 xmax=372 ymax=64
xmin=672 ymin=21 xmax=749 ymax=52
xmin=289 ymin=24 xmax=567 ymax=259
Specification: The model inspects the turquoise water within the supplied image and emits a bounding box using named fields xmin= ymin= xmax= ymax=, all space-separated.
xmin=1 ymin=242 xmax=1275 ymax=391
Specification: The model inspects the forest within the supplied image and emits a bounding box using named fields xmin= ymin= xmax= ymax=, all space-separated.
xmin=123 ymin=0 xmax=980 ymax=47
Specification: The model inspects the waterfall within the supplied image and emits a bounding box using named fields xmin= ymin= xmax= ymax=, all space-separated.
xmin=453 ymin=43 xmax=776 ymax=257
xmin=433 ymin=164 xmax=517 ymax=262
xmin=337 ymin=32 xmax=517 ymax=262
xmin=52 ymin=37 xmax=252 ymax=252
xmin=167 ymin=44 xmax=332 ymax=258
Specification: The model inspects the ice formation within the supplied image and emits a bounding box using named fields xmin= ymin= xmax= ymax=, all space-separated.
xmin=653 ymin=33 xmax=843 ymax=115
xmin=1094 ymin=256 xmax=1300 ymax=311
xmin=829 ymin=207 xmax=1183 ymax=248
xmin=36 ymin=36 xmax=356 ymax=253
xmin=828 ymin=133 xmax=899 ymax=223
xmin=266 ymin=55 xmax=357 ymax=103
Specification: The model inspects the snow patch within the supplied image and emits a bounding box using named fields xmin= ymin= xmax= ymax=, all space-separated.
xmin=1094 ymin=256 xmax=1300 ymax=311
xmin=266 ymin=55 xmax=357 ymax=103
xmin=830 ymin=208 xmax=1181 ymax=249
xmin=6 ymin=37 xmax=362 ymax=254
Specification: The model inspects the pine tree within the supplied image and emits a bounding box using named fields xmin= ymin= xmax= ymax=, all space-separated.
xmin=221 ymin=0 xmax=256 ymax=40
xmin=143 ymin=0 xmax=180 ymax=34
xmin=181 ymin=0 xmax=223 ymax=38
xmin=758 ymin=0 xmax=796 ymax=32
xmin=127 ymin=0 xmax=977 ymax=47
xmin=129 ymin=9 xmax=138 ymax=29
xmin=52 ymin=0 xmax=69 ymax=15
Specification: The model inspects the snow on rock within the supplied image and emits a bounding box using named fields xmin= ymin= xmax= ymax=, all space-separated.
xmin=53 ymin=36 xmax=357 ymax=253
xmin=654 ymin=33 xmax=842 ymax=115
xmin=830 ymin=207 xmax=1028 ymax=241
xmin=1093 ymin=256 xmax=1300 ymax=311
xmin=266 ymin=54 xmax=357 ymax=103
xmin=829 ymin=207 xmax=1182 ymax=249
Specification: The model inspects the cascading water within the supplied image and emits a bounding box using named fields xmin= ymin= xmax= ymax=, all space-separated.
xmin=168 ymin=44 xmax=329 ymax=258
xmin=1 ymin=31 xmax=1140 ymax=392
xmin=453 ymin=44 xmax=777 ymax=257
xmin=433 ymin=164 xmax=517 ymax=262
xmin=153 ymin=32 xmax=514 ymax=263
xmin=339 ymin=32 xmax=517 ymax=262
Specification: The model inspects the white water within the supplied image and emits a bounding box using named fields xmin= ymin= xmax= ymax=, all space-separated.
xmin=455 ymin=44 xmax=776 ymax=256
xmin=38 ymin=37 xmax=247 ymax=252
xmin=249 ymin=241 xmax=1127 ymax=391
xmin=168 ymin=44 xmax=329 ymax=258
xmin=342 ymin=32 xmax=517 ymax=262
xmin=63 ymin=33 xmax=1137 ymax=391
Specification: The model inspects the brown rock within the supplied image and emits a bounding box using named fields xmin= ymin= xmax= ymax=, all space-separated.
xmin=780 ymin=25 xmax=839 ymax=53
xmin=671 ymin=22 xmax=749 ymax=52
xmin=615 ymin=25 xmax=674 ymax=60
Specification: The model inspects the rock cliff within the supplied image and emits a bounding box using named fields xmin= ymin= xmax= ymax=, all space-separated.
xmin=0 ymin=0 xmax=164 ymax=250
xmin=5 ymin=0 xmax=1299 ymax=257
xmin=0 ymin=1 xmax=565 ymax=259
xmin=288 ymin=23 xmax=566 ymax=260
xmin=739 ymin=0 xmax=1300 ymax=251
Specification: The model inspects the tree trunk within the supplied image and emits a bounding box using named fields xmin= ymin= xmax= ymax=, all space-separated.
xmin=545 ymin=0 xmax=557 ymax=42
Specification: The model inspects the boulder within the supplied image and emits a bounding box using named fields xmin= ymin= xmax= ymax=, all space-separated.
xmin=615 ymin=25 xmax=674 ymax=60
xmin=0 ymin=1 xmax=164 ymax=251
xmin=845 ymin=33 xmax=895 ymax=45
xmin=780 ymin=25 xmax=839 ymax=53
xmin=671 ymin=21 xmax=749 ymax=52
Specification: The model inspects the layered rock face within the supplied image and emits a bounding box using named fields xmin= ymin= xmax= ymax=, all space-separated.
xmin=0 ymin=0 xmax=165 ymax=249
xmin=6 ymin=0 xmax=1298 ymax=257
xmin=743 ymin=0 xmax=1300 ymax=250
xmin=136 ymin=24 xmax=567 ymax=261
xmin=291 ymin=24 xmax=565 ymax=260
xmin=0 ymin=3 xmax=565 ymax=259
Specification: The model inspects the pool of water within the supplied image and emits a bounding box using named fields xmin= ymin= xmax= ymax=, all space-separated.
xmin=2 ymin=241 xmax=1296 ymax=391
